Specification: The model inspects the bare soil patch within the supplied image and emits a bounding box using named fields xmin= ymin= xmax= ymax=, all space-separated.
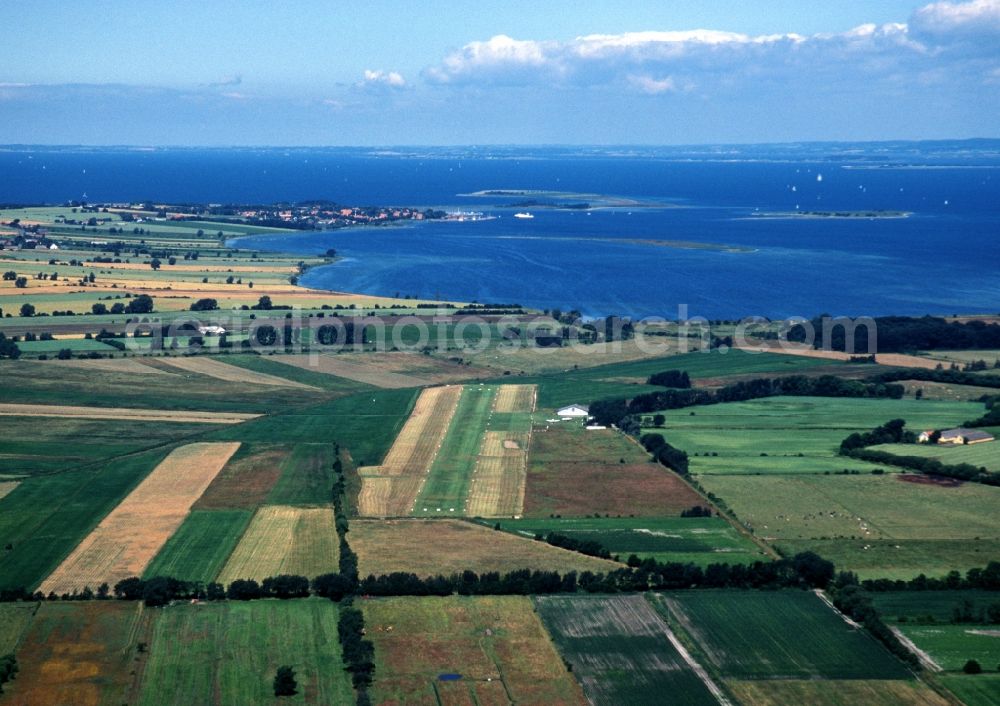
xmin=0 ymin=480 xmax=19 ymax=501
xmin=525 ymin=425 xmax=703 ymax=517
xmin=193 ymin=445 xmax=287 ymax=509
xmin=0 ymin=402 xmax=257 ymax=424
xmin=897 ymin=473 xmax=965 ymax=488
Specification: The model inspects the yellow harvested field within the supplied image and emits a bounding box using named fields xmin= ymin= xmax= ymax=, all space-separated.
xmin=0 ymin=403 xmax=258 ymax=424
xmin=492 ymin=384 xmax=537 ymax=412
xmin=0 ymin=480 xmax=19 ymax=501
xmin=84 ymin=260 xmax=294 ymax=273
xmin=40 ymin=442 xmax=240 ymax=594
xmin=358 ymin=386 xmax=463 ymax=517
xmin=726 ymin=679 xmax=952 ymax=706
xmin=467 ymin=431 xmax=531 ymax=518
xmin=216 ymin=505 xmax=340 ymax=583
xmin=351 ymin=519 xmax=622 ymax=577
xmin=153 ymin=356 xmax=317 ymax=389
xmin=738 ymin=344 xmax=941 ymax=370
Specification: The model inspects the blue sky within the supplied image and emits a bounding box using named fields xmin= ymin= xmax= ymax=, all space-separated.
xmin=1 ymin=0 xmax=998 ymax=145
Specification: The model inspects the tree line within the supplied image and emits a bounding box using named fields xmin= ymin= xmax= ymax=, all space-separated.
xmin=590 ymin=374 xmax=905 ymax=427
xmin=788 ymin=315 xmax=1000 ymax=353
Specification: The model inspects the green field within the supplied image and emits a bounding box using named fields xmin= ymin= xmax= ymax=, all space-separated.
xmin=143 ymin=509 xmax=253 ymax=583
xmin=488 ymin=516 xmax=766 ymax=566
xmin=0 ymin=446 xmax=170 ymax=591
xmin=137 ymin=599 xmax=354 ymax=706
xmin=899 ymin=624 xmax=1000 ymax=672
xmin=0 ymin=414 xmax=209 ymax=476
xmin=512 ymin=349 xmax=845 ymax=409
xmin=536 ymin=594 xmax=722 ymax=706
xmin=659 ymin=396 xmax=983 ymax=475
xmin=413 ymin=385 xmax=496 ymax=515
xmin=0 ymin=358 xmax=323 ymax=413
xmin=941 ymin=674 xmax=1000 ymax=706
xmin=873 ymin=436 xmax=1000 ymax=473
xmin=870 ymin=591 xmax=1000 ymax=624
xmin=699 ymin=473 xmax=1000 ymax=578
xmin=363 ymin=595 xmax=586 ymax=705
xmin=15 ymin=337 xmax=119 ymax=356
xmin=266 ymin=443 xmax=336 ymax=505
xmin=654 ymin=590 xmax=912 ymax=680
xmin=205 ymin=388 xmax=417 ymax=469
xmin=0 ymin=602 xmax=38 ymax=653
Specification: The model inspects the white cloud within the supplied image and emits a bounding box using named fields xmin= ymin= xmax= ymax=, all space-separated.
xmin=627 ymin=74 xmax=678 ymax=94
xmin=911 ymin=0 xmax=1000 ymax=37
xmin=424 ymin=25 xmax=932 ymax=89
xmin=360 ymin=69 xmax=406 ymax=88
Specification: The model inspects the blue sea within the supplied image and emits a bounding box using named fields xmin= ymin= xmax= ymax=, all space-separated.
xmin=2 ymin=143 xmax=998 ymax=318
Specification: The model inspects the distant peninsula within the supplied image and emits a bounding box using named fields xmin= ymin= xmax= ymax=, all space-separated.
xmin=749 ymin=210 xmax=912 ymax=220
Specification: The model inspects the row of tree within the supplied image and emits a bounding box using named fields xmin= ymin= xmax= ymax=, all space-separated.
xmin=639 ymin=433 xmax=690 ymax=475
xmin=788 ymin=315 xmax=1000 ymax=353
xmin=839 ymin=418 xmax=915 ymax=452
xmin=647 ymin=370 xmax=692 ymax=388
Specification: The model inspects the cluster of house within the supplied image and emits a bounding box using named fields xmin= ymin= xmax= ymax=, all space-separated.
xmin=918 ymin=428 xmax=995 ymax=445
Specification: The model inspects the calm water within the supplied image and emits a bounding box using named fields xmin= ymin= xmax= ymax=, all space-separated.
xmin=2 ymin=145 xmax=998 ymax=318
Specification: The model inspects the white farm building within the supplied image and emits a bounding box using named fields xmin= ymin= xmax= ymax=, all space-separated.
xmin=557 ymin=404 xmax=590 ymax=418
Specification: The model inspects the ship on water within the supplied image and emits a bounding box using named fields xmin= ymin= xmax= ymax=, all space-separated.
xmin=513 ymin=212 xmax=534 ymax=219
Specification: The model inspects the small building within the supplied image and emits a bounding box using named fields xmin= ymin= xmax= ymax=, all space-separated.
xmin=557 ymin=404 xmax=590 ymax=418
xmin=937 ymin=428 xmax=995 ymax=445
xmin=197 ymin=325 xmax=227 ymax=336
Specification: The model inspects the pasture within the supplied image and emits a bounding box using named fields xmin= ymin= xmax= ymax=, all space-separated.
xmin=490 ymin=516 xmax=765 ymax=566
xmin=39 ymin=442 xmax=240 ymax=594
xmin=535 ymin=594 xmax=724 ymax=706
xmin=897 ymin=625 xmax=1000 ymax=672
xmin=654 ymin=590 xmax=911 ymax=680
xmin=143 ymin=509 xmax=253 ymax=583
xmin=217 ymin=506 xmax=339 ymax=583
xmin=0 ymin=602 xmax=38 ymax=654
xmin=524 ymin=422 xmax=705 ymax=517
xmin=0 ymin=446 xmax=173 ymax=591
xmin=872 ymin=438 xmax=1000 ymax=473
xmin=3 ymin=601 xmax=151 ymax=706
xmin=940 ymin=675 xmax=1000 ymax=706
xmin=362 ymin=596 xmax=585 ymax=706
xmin=358 ymin=385 xmax=463 ymax=516
xmin=659 ymin=396 xmax=982 ymax=475
xmin=350 ymin=519 xmax=622 ymax=578
xmin=137 ymin=599 xmax=354 ymax=706
xmin=698 ymin=473 xmax=1000 ymax=578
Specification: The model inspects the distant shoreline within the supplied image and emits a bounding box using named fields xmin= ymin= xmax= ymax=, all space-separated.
xmin=746 ymin=210 xmax=912 ymax=220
